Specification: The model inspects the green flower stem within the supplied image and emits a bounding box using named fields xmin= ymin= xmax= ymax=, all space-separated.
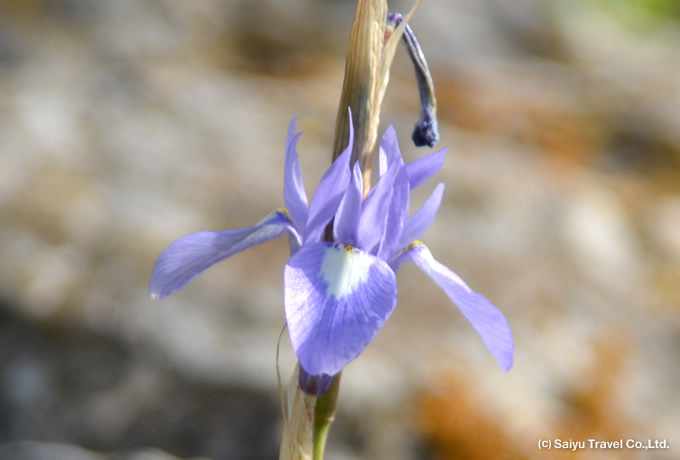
xmin=312 ymin=373 xmax=342 ymax=460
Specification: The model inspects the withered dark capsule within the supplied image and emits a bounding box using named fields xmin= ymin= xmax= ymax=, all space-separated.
xmin=388 ymin=12 xmax=439 ymax=148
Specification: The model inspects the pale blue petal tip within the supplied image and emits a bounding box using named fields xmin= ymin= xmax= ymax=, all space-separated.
xmin=149 ymin=211 xmax=295 ymax=299
xmin=392 ymin=243 xmax=514 ymax=371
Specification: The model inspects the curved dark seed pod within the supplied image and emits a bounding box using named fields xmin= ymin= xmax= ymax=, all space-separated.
xmin=388 ymin=12 xmax=439 ymax=148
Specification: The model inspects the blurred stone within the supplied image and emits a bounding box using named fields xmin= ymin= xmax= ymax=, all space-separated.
xmin=0 ymin=306 xmax=280 ymax=459
xmin=0 ymin=441 xmax=104 ymax=460
xmin=0 ymin=441 xmax=211 ymax=460
xmin=560 ymin=177 xmax=643 ymax=289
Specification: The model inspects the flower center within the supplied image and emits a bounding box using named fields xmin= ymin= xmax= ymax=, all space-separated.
xmin=321 ymin=244 xmax=372 ymax=299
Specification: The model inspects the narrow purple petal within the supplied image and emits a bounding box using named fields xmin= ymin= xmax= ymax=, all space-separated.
xmin=397 ymin=183 xmax=445 ymax=251
xmin=380 ymin=125 xmax=402 ymax=166
xmin=392 ymin=243 xmax=514 ymax=371
xmin=357 ymin=157 xmax=403 ymax=253
xmin=150 ymin=210 xmax=296 ymax=299
xmin=284 ymin=242 xmax=397 ymax=377
xmin=333 ymin=162 xmax=363 ymax=246
xmin=377 ymin=125 xmax=403 ymax=178
xmin=284 ymin=118 xmax=309 ymax=233
xmin=405 ymin=146 xmax=447 ymax=190
xmin=286 ymin=115 xmax=297 ymax=146
xmin=303 ymin=120 xmax=354 ymax=244
xmin=376 ymin=167 xmax=409 ymax=261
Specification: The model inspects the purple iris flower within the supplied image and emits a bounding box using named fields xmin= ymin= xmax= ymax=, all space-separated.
xmin=150 ymin=115 xmax=513 ymax=395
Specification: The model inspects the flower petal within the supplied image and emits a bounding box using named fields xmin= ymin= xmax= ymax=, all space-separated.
xmin=377 ymin=125 xmax=404 ymax=178
xmin=303 ymin=120 xmax=354 ymax=244
xmin=392 ymin=243 xmax=513 ymax=371
xmin=376 ymin=166 xmax=410 ymax=261
xmin=397 ymin=183 xmax=445 ymax=251
xmin=150 ymin=210 xmax=296 ymax=299
xmin=333 ymin=162 xmax=363 ymax=246
xmin=405 ymin=146 xmax=447 ymax=190
xmin=284 ymin=118 xmax=309 ymax=234
xmin=284 ymin=242 xmax=397 ymax=377
xmin=357 ymin=156 xmax=403 ymax=253
xmin=381 ymin=125 xmax=402 ymax=167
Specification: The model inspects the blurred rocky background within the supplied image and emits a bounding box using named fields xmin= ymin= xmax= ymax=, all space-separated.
xmin=1 ymin=0 xmax=679 ymax=459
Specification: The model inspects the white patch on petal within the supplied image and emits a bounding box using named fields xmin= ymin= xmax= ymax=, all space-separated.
xmin=321 ymin=244 xmax=372 ymax=298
